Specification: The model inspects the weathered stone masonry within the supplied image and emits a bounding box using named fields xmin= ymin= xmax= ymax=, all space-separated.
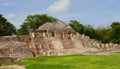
xmin=28 ymin=21 xmax=120 ymax=56
xmin=0 ymin=21 xmax=120 ymax=61
xmin=0 ymin=36 xmax=34 ymax=64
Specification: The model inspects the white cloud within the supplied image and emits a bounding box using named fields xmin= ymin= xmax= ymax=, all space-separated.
xmin=2 ymin=2 xmax=16 ymax=6
xmin=6 ymin=14 xmax=14 ymax=19
xmin=4 ymin=13 xmax=24 ymax=29
xmin=4 ymin=11 xmax=44 ymax=29
xmin=46 ymin=0 xmax=70 ymax=14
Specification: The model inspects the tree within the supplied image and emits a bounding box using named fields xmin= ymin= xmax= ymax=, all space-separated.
xmin=110 ymin=22 xmax=120 ymax=43
xmin=83 ymin=25 xmax=96 ymax=39
xmin=95 ymin=22 xmax=120 ymax=43
xmin=0 ymin=14 xmax=16 ymax=36
xmin=95 ymin=28 xmax=112 ymax=43
xmin=111 ymin=22 xmax=120 ymax=28
xmin=69 ymin=20 xmax=84 ymax=34
xmin=17 ymin=14 xmax=58 ymax=35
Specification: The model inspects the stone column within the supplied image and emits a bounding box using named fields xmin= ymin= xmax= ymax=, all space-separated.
xmin=76 ymin=32 xmax=79 ymax=37
xmin=62 ymin=32 xmax=64 ymax=39
xmin=46 ymin=29 xmax=49 ymax=37
xmin=109 ymin=43 xmax=113 ymax=48
xmin=96 ymin=43 xmax=100 ymax=48
xmin=43 ymin=52 xmax=46 ymax=56
xmin=82 ymin=34 xmax=85 ymax=39
xmin=30 ymin=32 xmax=35 ymax=38
xmin=70 ymin=33 xmax=72 ymax=39
xmin=54 ymin=32 xmax=56 ymax=37
xmin=43 ymin=32 xmax=46 ymax=37
xmin=101 ymin=44 xmax=105 ymax=51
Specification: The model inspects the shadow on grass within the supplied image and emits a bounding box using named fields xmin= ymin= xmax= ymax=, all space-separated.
xmin=24 ymin=57 xmax=47 ymax=62
xmin=26 ymin=63 xmax=74 ymax=69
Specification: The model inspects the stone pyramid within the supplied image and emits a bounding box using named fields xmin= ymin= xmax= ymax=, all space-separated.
xmin=0 ymin=21 xmax=120 ymax=61
xmin=29 ymin=21 xmax=120 ymax=56
xmin=38 ymin=21 xmax=75 ymax=34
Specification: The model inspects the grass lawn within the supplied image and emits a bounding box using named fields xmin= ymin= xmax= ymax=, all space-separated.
xmin=7 ymin=54 xmax=120 ymax=69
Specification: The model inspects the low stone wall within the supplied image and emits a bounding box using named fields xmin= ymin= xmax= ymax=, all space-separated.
xmin=29 ymin=31 xmax=120 ymax=56
xmin=0 ymin=65 xmax=26 ymax=69
xmin=0 ymin=41 xmax=34 ymax=58
xmin=0 ymin=30 xmax=120 ymax=58
xmin=0 ymin=35 xmax=30 ymax=43
xmin=79 ymin=34 xmax=120 ymax=51
xmin=0 ymin=57 xmax=18 ymax=64
xmin=0 ymin=49 xmax=10 ymax=57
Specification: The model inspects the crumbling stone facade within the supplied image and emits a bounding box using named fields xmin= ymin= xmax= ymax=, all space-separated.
xmin=0 ymin=21 xmax=120 ymax=61
xmin=0 ymin=65 xmax=26 ymax=69
xmin=28 ymin=21 xmax=120 ymax=56
xmin=0 ymin=36 xmax=33 ymax=64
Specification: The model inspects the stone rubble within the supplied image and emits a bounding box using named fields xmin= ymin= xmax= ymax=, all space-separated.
xmin=0 ymin=21 xmax=120 ymax=59
xmin=0 ymin=65 xmax=26 ymax=69
xmin=29 ymin=21 xmax=120 ymax=56
xmin=1 ymin=21 xmax=120 ymax=69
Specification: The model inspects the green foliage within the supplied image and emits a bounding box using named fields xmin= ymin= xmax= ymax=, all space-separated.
xmin=17 ymin=25 xmax=29 ymax=35
xmin=8 ymin=54 xmax=120 ymax=69
xmin=94 ymin=22 xmax=120 ymax=43
xmin=0 ymin=13 xmax=119 ymax=43
xmin=83 ymin=25 xmax=96 ymax=39
xmin=111 ymin=22 xmax=120 ymax=43
xmin=69 ymin=20 xmax=120 ymax=44
xmin=69 ymin=20 xmax=96 ymax=39
xmin=95 ymin=29 xmax=112 ymax=43
xmin=111 ymin=22 xmax=120 ymax=28
xmin=0 ymin=14 xmax=16 ymax=36
xmin=96 ymin=22 xmax=120 ymax=43
xmin=69 ymin=20 xmax=84 ymax=34
xmin=17 ymin=14 xmax=58 ymax=35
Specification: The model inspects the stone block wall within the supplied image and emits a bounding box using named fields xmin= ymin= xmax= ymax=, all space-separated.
xmin=0 ymin=35 xmax=34 ymax=59
xmin=0 ymin=57 xmax=18 ymax=64
xmin=0 ymin=49 xmax=10 ymax=57
xmin=0 ymin=29 xmax=120 ymax=58
xmin=28 ymin=30 xmax=120 ymax=56
xmin=0 ymin=35 xmax=30 ymax=43
xmin=79 ymin=34 xmax=120 ymax=52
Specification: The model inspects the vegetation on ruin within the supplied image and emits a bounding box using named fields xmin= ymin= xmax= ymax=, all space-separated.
xmin=16 ymin=14 xmax=120 ymax=44
xmin=17 ymin=14 xmax=58 ymax=35
xmin=0 ymin=14 xmax=16 ymax=36
xmin=69 ymin=20 xmax=120 ymax=44
xmin=0 ymin=13 xmax=120 ymax=43
xmin=6 ymin=54 xmax=120 ymax=69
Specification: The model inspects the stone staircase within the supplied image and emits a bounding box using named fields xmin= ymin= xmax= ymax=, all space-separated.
xmin=0 ymin=21 xmax=120 ymax=59
xmin=28 ymin=21 xmax=120 ymax=56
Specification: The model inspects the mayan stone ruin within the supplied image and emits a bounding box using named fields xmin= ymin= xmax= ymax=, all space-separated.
xmin=0 ymin=21 xmax=120 ymax=63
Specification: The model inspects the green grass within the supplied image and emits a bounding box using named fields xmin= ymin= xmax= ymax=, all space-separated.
xmin=6 ymin=54 xmax=120 ymax=69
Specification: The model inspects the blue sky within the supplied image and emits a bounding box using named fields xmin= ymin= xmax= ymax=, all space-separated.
xmin=0 ymin=0 xmax=120 ymax=28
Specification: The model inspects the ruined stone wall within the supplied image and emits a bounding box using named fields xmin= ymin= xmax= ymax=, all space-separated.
xmin=0 ymin=35 xmax=33 ymax=59
xmin=0 ymin=65 xmax=26 ymax=69
xmin=0 ymin=35 xmax=30 ymax=43
xmin=29 ymin=31 xmax=120 ymax=56
xmin=0 ymin=30 xmax=120 ymax=58
xmin=0 ymin=57 xmax=18 ymax=64
xmin=0 ymin=49 xmax=10 ymax=57
xmin=79 ymin=34 xmax=120 ymax=51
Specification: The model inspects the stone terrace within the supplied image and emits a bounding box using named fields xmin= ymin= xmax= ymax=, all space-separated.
xmin=0 ymin=21 xmax=120 ymax=60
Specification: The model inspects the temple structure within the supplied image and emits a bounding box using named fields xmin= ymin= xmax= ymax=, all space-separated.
xmin=0 ymin=21 xmax=120 ymax=61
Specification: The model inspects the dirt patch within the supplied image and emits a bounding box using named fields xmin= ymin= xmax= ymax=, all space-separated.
xmin=0 ymin=65 xmax=26 ymax=69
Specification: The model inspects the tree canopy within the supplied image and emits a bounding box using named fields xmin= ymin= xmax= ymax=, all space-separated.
xmin=69 ymin=20 xmax=84 ymax=34
xmin=83 ymin=25 xmax=96 ymax=39
xmin=17 ymin=14 xmax=58 ymax=35
xmin=0 ymin=13 xmax=120 ymax=44
xmin=110 ymin=22 xmax=120 ymax=43
xmin=0 ymin=14 xmax=16 ymax=36
xmin=69 ymin=20 xmax=120 ymax=44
